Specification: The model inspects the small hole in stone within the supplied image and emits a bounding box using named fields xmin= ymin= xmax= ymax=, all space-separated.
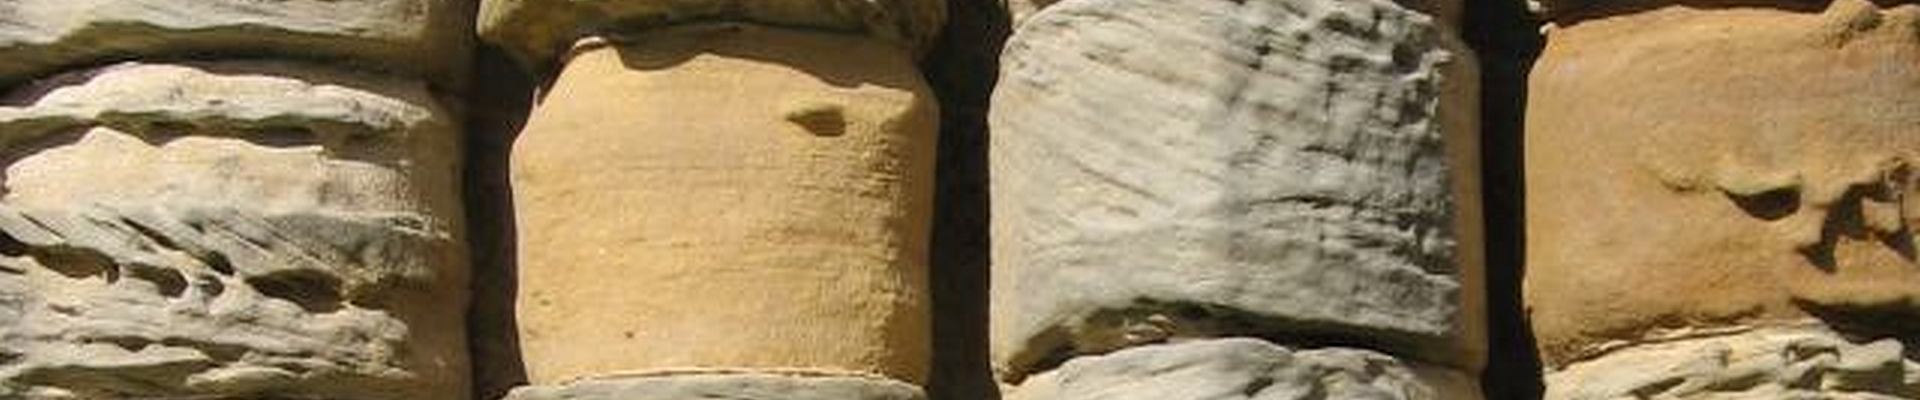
xmin=253 ymin=126 xmax=320 ymax=148
xmin=247 ymin=271 xmax=345 ymax=313
xmin=39 ymin=250 xmax=118 ymax=281
xmin=1726 ymin=186 xmax=1801 ymax=221
xmin=198 ymin=274 xmax=225 ymax=297
xmin=202 ymin=252 xmax=235 ymax=276
xmin=785 ymin=102 xmax=848 ymax=137
xmin=127 ymin=265 xmax=188 ymax=298
xmin=0 ymin=233 xmax=27 ymax=257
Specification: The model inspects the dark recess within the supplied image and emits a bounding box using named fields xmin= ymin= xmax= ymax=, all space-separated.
xmin=463 ymin=44 xmax=537 ymax=400
xmin=1463 ymin=0 xmax=1546 ymax=399
xmin=920 ymin=0 xmax=1012 ymax=399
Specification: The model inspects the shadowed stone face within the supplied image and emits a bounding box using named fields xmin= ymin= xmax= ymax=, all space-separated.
xmin=0 ymin=63 xmax=470 ymax=400
xmin=986 ymin=0 xmax=1483 ymax=393
xmin=478 ymin=0 xmax=947 ymax=70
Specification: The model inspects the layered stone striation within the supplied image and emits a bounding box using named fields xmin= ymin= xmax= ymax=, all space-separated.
xmin=987 ymin=0 xmax=1484 ymax=397
xmin=0 ymin=0 xmax=472 ymax=90
xmin=0 ymin=62 xmax=469 ymax=400
xmin=0 ymin=1 xmax=474 ymax=399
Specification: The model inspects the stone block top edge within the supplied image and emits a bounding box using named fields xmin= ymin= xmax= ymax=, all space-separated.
xmin=477 ymin=0 xmax=947 ymax=72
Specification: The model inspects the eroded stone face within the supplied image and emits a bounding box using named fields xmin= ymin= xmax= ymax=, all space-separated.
xmin=0 ymin=63 xmax=469 ymax=400
xmin=1544 ymin=327 xmax=1919 ymax=399
xmin=987 ymin=0 xmax=1481 ymax=382
xmin=478 ymin=0 xmax=946 ymax=70
xmin=1006 ymin=338 xmax=1481 ymax=400
xmin=502 ymin=373 xmax=927 ymax=400
xmin=0 ymin=0 xmax=472 ymax=89
xmin=509 ymin=24 xmax=938 ymax=385
xmin=1525 ymin=0 xmax=1920 ymax=368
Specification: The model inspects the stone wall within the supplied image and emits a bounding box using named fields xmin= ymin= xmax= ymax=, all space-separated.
xmin=1 ymin=1 xmax=1917 ymax=399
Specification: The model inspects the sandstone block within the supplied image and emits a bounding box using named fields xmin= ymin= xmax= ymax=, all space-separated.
xmin=987 ymin=0 xmax=1482 ymax=380
xmin=0 ymin=63 xmax=469 ymax=400
xmin=509 ymin=24 xmax=938 ymax=385
xmin=1525 ymin=0 xmax=1920 ymax=366
xmin=0 ymin=0 xmax=472 ymax=89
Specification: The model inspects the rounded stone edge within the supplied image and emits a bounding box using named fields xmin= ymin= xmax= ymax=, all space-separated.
xmin=1542 ymin=324 xmax=1920 ymax=399
xmin=0 ymin=0 xmax=476 ymax=94
xmin=477 ymin=0 xmax=947 ymax=72
xmin=502 ymin=372 xmax=927 ymax=400
xmin=1006 ymin=338 xmax=1482 ymax=400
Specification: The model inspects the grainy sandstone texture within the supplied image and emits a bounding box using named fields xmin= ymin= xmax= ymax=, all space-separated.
xmin=0 ymin=62 xmax=470 ymax=400
xmin=1526 ymin=0 xmax=1920 ymax=397
xmin=987 ymin=0 xmax=1483 ymax=394
xmin=506 ymin=24 xmax=938 ymax=386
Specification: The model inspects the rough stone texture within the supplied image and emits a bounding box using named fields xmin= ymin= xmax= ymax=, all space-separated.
xmin=987 ymin=0 xmax=1483 ymax=381
xmin=510 ymin=24 xmax=938 ymax=386
xmin=503 ymin=372 xmax=926 ymax=400
xmin=478 ymin=0 xmax=946 ymax=70
xmin=1009 ymin=0 xmax=1461 ymax=28
xmin=0 ymin=0 xmax=472 ymax=90
xmin=1525 ymin=0 xmax=1920 ymax=367
xmin=0 ymin=63 xmax=469 ymax=400
xmin=1007 ymin=338 xmax=1480 ymax=400
xmin=1544 ymin=326 xmax=1920 ymax=399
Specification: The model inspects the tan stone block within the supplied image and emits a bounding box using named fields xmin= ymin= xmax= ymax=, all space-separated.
xmin=510 ymin=24 xmax=938 ymax=385
xmin=1525 ymin=0 xmax=1920 ymax=366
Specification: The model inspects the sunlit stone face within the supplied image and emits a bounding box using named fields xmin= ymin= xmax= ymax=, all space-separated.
xmin=508 ymin=25 xmax=939 ymax=385
xmin=1525 ymin=0 xmax=1920 ymax=366
xmin=0 ymin=62 xmax=469 ymax=400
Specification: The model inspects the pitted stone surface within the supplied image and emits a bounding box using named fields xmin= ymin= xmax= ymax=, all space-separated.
xmin=0 ymin=62 xmax=468 ymax=400
xmin=478 ymin=0 xmax=947 ymax=69
xmin=0 ymin=0 xmax=472 ymax=89
xmin=987 ymin=0 xmax=1482 ymax=380
xmin=1007 ymin=338 xmax=1480 ymax=400
xmin=503 ymin=373 xmax=926 ymax=400
xmin=1544 ymin=326 xmax=1920 ymax=399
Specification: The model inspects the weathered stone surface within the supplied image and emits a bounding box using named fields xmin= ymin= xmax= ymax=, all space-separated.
xmin=510 ymin=24 xmax=937 ymax=385
xmin=503 ymin=372 xmax=925 ymax=400
xmin=1544 ymin=326 xmax=1920 ymax=399
xmin=1008 ymin=0 xmax=1461 ymax=28
xmin=0 ymin=0 xmax=472 ymax=89
xmin=0 ymin=63 xmax=468 ymax=400
xmin=1525 ymin=0 xmax=1920 ymax=366
xmin=987 ymin=0 xmax=1482 ymax=380
xmin=478 ymin=0 xmax=946 ymax=70
xmin=1007 ymin=338 xmax=1479 ymax=400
